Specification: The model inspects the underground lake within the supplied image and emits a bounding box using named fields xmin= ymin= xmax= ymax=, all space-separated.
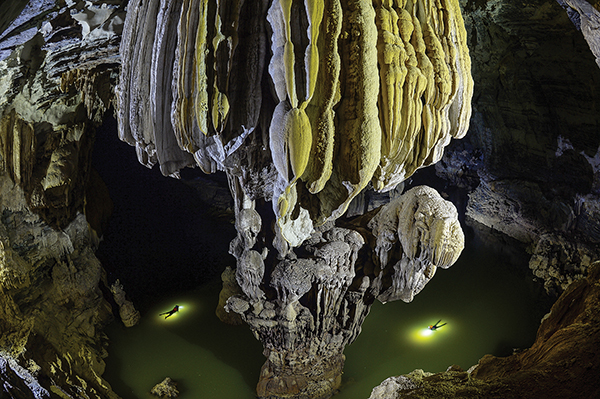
xmin=93 ymin=116 xmax=552 ymax=399
xmin=102 ymin=221 xmax=551 ymax=399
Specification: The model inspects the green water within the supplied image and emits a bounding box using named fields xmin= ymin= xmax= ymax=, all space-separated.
xmin=104 ymin=228 xmax=550 ymax=399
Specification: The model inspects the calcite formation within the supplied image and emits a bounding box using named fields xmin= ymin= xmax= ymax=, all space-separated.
xmin=224 ymin=186 xmax=463 ymax=398
xmin=0 ymin=1 xmax=124 ymax=397
xmin=117 ymin=0 xmax=473 ymax=248
xmin=369 ymin=186 xmax=464 ymax=303
xmin=117 ymin=0 xmax=472 ymax=398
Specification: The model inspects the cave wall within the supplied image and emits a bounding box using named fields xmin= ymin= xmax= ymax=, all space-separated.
xmin=0 ymin=1 xmax=124 ymax=397
xmin=0 ymin=0 xmax=599 ymax=398
xmin=435 ymin=0 xmax=600 ymax=294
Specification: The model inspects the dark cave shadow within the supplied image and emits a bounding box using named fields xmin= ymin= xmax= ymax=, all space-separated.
xmin=92 ymin=113 xmax=236 ymax=312
xmin=93 ymin=114 xmax=263 ymax=395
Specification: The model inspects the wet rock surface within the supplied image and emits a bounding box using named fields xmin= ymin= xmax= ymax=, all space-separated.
xmin=434 ymin=0 xmax=600 ymax=293
xmin=0 ymin=1 xmax=124 ymax=397
xmin=150 ymin=377 xmax=179 ymax=398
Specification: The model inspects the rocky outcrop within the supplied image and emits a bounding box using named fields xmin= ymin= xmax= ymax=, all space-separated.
xmin=0 ymin=1 xmax=125 ymax=398
xmin=368 ymin=262 xmax=600 ymax=399
xmin=0 ymin=180 xmax=118 ymax=398
xmin=110 ymin=279 xmax=141 ymax=327
xmin=150 ymin=377 xmax=179 ymax=398
xmin=0 ymin=351 xmax=50 ymax=399
xmin=557 ymin=0 xmax=600 ymax=67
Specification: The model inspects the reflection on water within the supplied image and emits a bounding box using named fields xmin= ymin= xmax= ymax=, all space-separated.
xmin=104 ymin=226 xmax=550 ymax=399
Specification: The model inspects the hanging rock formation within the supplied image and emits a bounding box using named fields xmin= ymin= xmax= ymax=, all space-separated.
xmin=117 ymin=0 xmax=472 ymax=397
xmin=368 ymin=186 xmax=464 ymax=303
xmin=117 ymin=0 xmax=473 ymax=249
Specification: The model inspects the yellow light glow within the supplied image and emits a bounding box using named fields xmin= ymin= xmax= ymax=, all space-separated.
xmin=406 ymin=318 xmax=453 ymax=345
xmin=155 ymin=301 xmax=199 ymax=325
xmin=421 ymin=328 xmax=434 ymax=337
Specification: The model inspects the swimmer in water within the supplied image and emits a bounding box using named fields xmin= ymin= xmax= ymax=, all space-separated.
xmin=159 ymin=305 xmax=180 ymax=319
xmin=429 ymin=319 xmax=447 ymax=330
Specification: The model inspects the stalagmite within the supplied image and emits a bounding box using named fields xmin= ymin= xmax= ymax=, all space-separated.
xmin=116 ymin=0 xmax=472 ymax=397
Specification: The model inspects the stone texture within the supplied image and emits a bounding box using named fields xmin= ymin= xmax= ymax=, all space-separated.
xmin=369 ymin=186 xmax=464 ymax=303
xmin=557 ymin=0 xmax=600 ymax=67
xmin=116 ymin=1 xmax=472 ymax=398
xmin=0 ymin=181 xmax=118 ymax=399
xmin=117 ymin=0 xmax=473 ymax=251
xmin=110 ymin=279 xmax=141 ymax=327
xmin=432 ymin=0 xmax=600 ymax=294
xmin=0 ymin=351 xmax=50 ymax=399
xmin=0 ymin=1 xmax=124 ymax=398
xmin=150 ymin=377 xmax=179 ymax=398
xmin=224 ymin=186 xmax=463 ymax=399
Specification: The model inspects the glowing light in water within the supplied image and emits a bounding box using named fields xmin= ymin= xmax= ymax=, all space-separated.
xmin=156 ymin=302 xmax=197 ymax=325
xmin=420 ymin=328 xmax=434 ymax=337
xmin=407 ymin=318 xmax=453 ymax=345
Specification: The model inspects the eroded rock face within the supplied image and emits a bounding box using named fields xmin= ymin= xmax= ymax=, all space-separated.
xmin=557 ymin=0 xmax=600 ymax=67
xmin=0 ymin=180 xmax=117 ymax=398
xmin=0 ymin=1 xmax=125 ymax=397
xmin=432 ymin=0 xmax=600 ymax=294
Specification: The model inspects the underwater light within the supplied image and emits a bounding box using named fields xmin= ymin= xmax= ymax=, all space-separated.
xmin=421 ymin=328 xmax=434 ymax=337
xmin=155 ymin=300 xmax=198 ymax=324
xmin=407 ymin=318 xmax=453 ymax=344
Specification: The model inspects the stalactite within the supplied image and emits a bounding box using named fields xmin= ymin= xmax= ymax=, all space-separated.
xmin=116 ymin=1 xmax=472 ymax=398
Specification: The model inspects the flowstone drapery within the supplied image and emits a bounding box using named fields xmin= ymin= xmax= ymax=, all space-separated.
xmin=117 ymin=0 xmax=472 ymax=397
xmin=225 ymin=186 xmax=464 ymax=398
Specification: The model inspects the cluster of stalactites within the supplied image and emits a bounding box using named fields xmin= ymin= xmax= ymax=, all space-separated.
xmin=117 ymin=0 xmax=268 ymax=177
xmin=116 ymin=0 xmax=473 ymax=247
xmin=270 ymin=0 xmax=473 ymax=248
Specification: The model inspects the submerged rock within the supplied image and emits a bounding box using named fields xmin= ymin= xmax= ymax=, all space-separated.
xmin=151 ymin=377 xmax=179 ymax=398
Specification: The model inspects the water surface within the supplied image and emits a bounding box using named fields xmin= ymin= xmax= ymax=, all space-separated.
xmin=104 ymin=224 xmax=550 ymax=399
